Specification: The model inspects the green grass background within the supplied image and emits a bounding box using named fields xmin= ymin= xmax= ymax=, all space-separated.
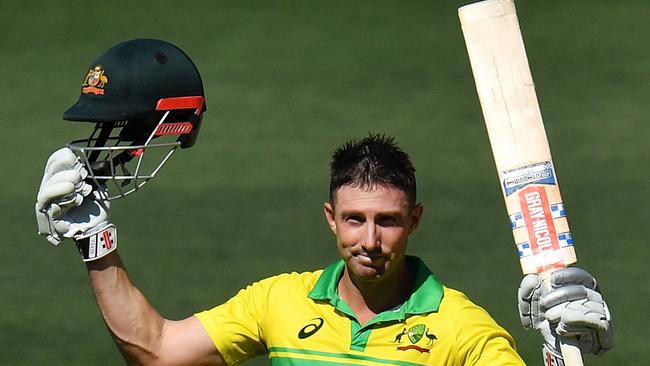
xmin=1 ymin=1 xmax=648 ymax=364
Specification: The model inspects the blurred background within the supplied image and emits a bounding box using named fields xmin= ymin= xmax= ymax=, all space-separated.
xmin=1 ymin=0 xmax=648 ymax=364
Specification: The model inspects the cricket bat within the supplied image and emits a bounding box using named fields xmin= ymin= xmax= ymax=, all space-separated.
xmin=458 ymin=0 xmax=583 ymax=364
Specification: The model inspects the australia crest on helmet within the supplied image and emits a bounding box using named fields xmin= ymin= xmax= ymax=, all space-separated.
xmin=82 ymin=65 xmax=109 ymax=95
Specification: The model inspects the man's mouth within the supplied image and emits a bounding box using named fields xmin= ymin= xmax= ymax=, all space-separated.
xmin=355 ymin=253 xmax=385 ymax=265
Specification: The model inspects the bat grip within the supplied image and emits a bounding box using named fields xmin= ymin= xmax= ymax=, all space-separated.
xmin=560 ymin=339 xmax=585 ymax=366
xmin=541 ymin=274 xmax=585 ymax=366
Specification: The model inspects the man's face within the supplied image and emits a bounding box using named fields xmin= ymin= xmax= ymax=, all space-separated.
xmin=324 ymin=184 xmax=423 ymax=282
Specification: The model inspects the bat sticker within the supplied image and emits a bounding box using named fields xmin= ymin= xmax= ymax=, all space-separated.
xmin=558 ymin=232 xmax=574 ymax=247
xmin=519 ymin=186 xmax=560 ymax=254
xmin=510 ymin=203 xmax=566 ymax=229
xmin=501 ymin=161 xmax=556 ymax=196
xmin=516 ymin=232 xmax=573 ymax=259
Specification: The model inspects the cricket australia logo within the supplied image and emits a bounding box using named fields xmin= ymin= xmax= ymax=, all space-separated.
xmin=393 ymin=324 xmax=437 ymax=353
xmin=82 ymin=65 xmax=109 ymax=95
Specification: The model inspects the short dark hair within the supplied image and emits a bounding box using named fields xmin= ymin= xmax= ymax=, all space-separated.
xmin=329 ymin=134 xmax=417 ymax=206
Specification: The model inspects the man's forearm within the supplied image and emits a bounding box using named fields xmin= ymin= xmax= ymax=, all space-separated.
xmin=86 ymin=251 xmax=166 ymax=364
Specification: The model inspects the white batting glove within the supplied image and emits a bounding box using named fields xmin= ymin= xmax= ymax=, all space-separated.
xmin=518 ymin=267 xmax=613 ymax=363
xmin=35 ymin=147 xmax=117 ymax=261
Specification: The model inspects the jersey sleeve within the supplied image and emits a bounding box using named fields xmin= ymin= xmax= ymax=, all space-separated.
xmin=444 ymin=288 xmax=526 ymax=366
xmin=195 ymin=278 xmax=273 ymax=365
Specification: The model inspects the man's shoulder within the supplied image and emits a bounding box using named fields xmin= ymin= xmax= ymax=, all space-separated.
xmin=438 ymin=286 xmax=487 ymax=312
xmin=251 ymin=268 xmax=326 ymax=293
xmin=437 ymin=286 xmax=501 ymax=325
xmin=441 ymin=286 xmax=470 ymax=300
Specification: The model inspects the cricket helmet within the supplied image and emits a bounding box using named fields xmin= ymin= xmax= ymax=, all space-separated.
xmin=64 ymin=38 xmax=206 ymax=200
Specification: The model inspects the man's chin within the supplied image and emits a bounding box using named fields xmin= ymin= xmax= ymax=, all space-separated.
xmin=350 ymin=262 xmax=387 ymax=281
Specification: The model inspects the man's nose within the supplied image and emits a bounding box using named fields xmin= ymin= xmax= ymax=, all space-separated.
xmin=362 ymin=225 xmax=380 ymax=252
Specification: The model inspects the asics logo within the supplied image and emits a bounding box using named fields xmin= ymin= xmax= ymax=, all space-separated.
xmin=298 ymin=318 xmax=324 ymax=339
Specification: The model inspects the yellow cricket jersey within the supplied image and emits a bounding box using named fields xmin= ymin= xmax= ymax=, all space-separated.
xmin=196 ymin=256 xmax=525 ymax=365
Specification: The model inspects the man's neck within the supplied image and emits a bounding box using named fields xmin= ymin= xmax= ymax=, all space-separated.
xmin=337 ymin=262 xmax=413 ymax=325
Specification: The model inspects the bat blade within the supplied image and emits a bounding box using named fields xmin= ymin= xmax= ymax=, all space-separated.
xmin=458 ymin=1 xmax=584 ymax=364
xmin=458 ymin=0 xmax=576 ymax=275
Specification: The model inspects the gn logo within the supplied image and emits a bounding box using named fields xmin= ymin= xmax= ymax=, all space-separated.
xmin=298 ymin=318 xmax=324 ymax=339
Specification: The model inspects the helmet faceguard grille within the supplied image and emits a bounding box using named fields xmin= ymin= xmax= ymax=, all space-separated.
xmin=67 ymin=96 xmax=204 ymax=200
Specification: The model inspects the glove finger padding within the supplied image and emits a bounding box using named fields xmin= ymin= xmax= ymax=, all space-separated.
xmin=550 ymin=267 xmax=598 ymax=290
xmin=543 ymin=287 xmax=612 ymax=354
xmin=518 ymin=274 xmax=542 ymax=329
xmin=41 ymin=148 xmax=87 ymax=182
xmin=518 ymin=274 xmax=560 ymax=358
xmin=47 ymin=170 xmax=92 ymax=207
xmin=37 ymin=177 xmax=75 ymax=209
xmin=37 ymin=182 xmax=75 ymax=217
xmin=517 ymin=267 xmax=614 ymax=358
xmin=55 ymin=191 xmax=110 ymax=239
xmin=41 ymin=148 xmax=78 ymax=176
xmin=37 ymin=172 xmax=89 ymax=214
xmin=528 ymin=268 xmax=614 ymax=356
xmin=540 ymin=284 xmax=592 ymax=311
xmin=36 ymin=147 xmax=100 ymax=245
xmin=38 ymin=169 xmax=92 ymax=209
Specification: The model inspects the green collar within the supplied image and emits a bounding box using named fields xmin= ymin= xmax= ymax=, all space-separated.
xmin=308 ymin=256 xmax=444 ymax=323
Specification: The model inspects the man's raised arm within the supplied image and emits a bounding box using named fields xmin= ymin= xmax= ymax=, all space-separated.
xmin=36 ymin=147 xmax=224 ymax=365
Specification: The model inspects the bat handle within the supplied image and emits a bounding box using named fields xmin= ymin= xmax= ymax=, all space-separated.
xmin=541 ymin=273 xmax=585 ymax=366
xmin=560 ymin=339 xmax=585 ymax=366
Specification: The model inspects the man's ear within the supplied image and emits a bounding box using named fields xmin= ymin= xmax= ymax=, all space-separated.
xmin=408 ymin=203 xmax=424 ymax=234
xmin=323 ymin=202 xmax=337 ymax=235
